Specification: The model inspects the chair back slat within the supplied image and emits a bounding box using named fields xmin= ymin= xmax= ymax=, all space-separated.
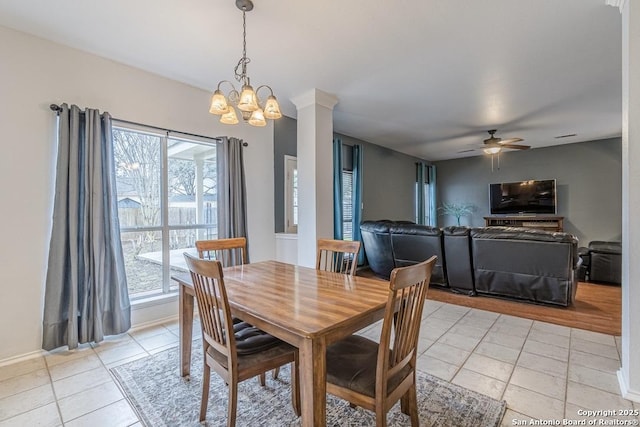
xmin=196 ymin=237 xmax=247 ymax=267
xmin=316 ymin=239 xmax=361 ymax=276
xmin=376 ymin=256 xmax=436 ymax=397
xmin=184 ymin=253 xmax=235 ymax=358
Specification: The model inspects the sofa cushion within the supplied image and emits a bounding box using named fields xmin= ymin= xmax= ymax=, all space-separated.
xmin=389 ymin=225 xmax=446 ymax=286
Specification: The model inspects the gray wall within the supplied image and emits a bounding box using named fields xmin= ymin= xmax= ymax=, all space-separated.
xmin=273 ymin=117 xmax=423 ymax=232
xmin=434 ymin=138 xmax=622 ymax=245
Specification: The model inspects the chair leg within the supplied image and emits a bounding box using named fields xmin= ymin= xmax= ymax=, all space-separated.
xmin=407 ymin=384 xmax=419 ymax=427
xmin=272 ymin=367 xmax=280 ymax=379
xmin=227 ymin=379 xmax=238 ymax=427
xmin=259 ymin=372 xmax=266 ymax=386
xmin=291 ymin=361 xmax=301 ymax=416
xmin=200 ymin=363 xmax=211 ymax=422
xmin=375 ymin=405 xmax=387 ymax=427
xmin=401 ymin=391 xmax=409 ymax=414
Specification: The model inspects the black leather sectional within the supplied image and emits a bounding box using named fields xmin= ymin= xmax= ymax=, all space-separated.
xmin=360 ymin=220 xmax=581 ymax=307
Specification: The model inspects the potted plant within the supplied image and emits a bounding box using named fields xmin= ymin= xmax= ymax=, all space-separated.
xmin=438 ymin=202 xmax=476 ymax=226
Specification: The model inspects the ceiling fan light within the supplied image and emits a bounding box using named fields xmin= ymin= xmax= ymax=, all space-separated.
xmin=220 ymin=105 xmax=239 ymax=124
xmin=238 ymin=84 xmax=259 ymax=112
xmin=484 ymin=147 xmax=501 ymax=155
xmin=263 ymin=95 xmax=282 ymax=119
xmin=209 ymin=90 xmax=229 ymax=115
xmin=248 ymin=108 xmax=267 ymax=127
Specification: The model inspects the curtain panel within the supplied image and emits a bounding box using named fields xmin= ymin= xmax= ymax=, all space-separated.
xmin=416 ymin=162 xmax=437 ymax=227
xmin=216 ymin=137 xmax=249 ymax=264
xmin=43 ymin=104 xmax=131 ymax=351
xmin=332 ymin=138 xmax=344 ymax=240
xmin=351 ymin=144 xmax=364 ymax=264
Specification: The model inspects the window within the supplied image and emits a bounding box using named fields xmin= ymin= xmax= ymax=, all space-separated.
xmin=284 ymin=155 xmax=298 ymax=233
xmin=113 ymin=125 xmax=218 ymax=299
xmin=342 ymin=170 xmax=354 ymax=240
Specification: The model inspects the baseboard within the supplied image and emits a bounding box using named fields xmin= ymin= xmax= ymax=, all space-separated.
xmin=0 ymin=315 xmax=183 ymax=367
xmin=0 ymin=349 xmax=46 ymax=368
xmin=617 ymin=368 xmax=640 ymax=403
xmin=130 ymin=314 xmax=179 ymax=333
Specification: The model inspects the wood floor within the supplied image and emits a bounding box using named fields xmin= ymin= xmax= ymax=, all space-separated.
xmin=426 ymin=282 xmax=621 ymax=336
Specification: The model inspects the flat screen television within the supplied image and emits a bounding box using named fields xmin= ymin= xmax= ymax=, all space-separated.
xmin=489 ymin=179 xmax=557 ymax=215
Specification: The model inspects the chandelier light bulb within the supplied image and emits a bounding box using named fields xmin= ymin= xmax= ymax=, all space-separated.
xmin=238 ymin=84 xmax=259 ymax=112
xmin=263 ymin=95 xmax=282 ymax=119
xmin=248 ymin=108 xmax=267 ymax=127
xmin=220 ymin=105 xmax=239 ymax=124
xmin=209 ymin=90 xmax=229 ymax=115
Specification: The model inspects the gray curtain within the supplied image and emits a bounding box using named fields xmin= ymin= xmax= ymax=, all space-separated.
xmin=43 ymin=104 xmax=131 ymax=351
xmin=217 ymin=137 xmax=248 ymax=262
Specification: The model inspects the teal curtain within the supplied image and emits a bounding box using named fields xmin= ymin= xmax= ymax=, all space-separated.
xmin=333 ymin=138 xmax=344 ymax=239
xmin=428 ymin=164 xmax=437 ymax=227
xmin=352 ymin=144 xmax=364 ymax=264
xmin=416 ymin=162 xmax=437 ymax=226
xmin=416 ymin=162 xmax=427 ymax=225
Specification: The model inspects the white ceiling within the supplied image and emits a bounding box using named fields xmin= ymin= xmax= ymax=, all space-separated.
xmin=0 ymin=0 xmax=623 ymax=161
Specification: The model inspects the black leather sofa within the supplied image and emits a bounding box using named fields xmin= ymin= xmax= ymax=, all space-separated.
xmin=360 ymin=220 xmax=447 ymax=286
xmin=470 ymin=227 xmax=580 ymax=306
xmin=360 ymin=221 xmax=581 ymax=306
xmin=584 ymin=241 xmax=622 ymax=285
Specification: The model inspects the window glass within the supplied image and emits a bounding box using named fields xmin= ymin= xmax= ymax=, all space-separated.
xmin=342 ymin=170 xmax=354 ymax=240
xmin=284 ymin=156 xmax=298 ymax=233
xmin=113 ymin=126 xmax=217 ymax=299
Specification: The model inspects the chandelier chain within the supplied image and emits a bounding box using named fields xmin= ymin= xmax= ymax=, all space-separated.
xmin=234 ymin=10 xmax=250 ymax=85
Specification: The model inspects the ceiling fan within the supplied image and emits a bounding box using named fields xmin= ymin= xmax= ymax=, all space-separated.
xmin=482 ymin=129 xmax=530 ymax=153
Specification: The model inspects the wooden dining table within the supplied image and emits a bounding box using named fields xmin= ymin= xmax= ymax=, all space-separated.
xmin=172 ymin=260 xmax=391 ymax=427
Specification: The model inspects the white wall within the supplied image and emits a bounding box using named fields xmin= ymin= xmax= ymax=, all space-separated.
xmin=0 ymin=26 xmax=275 ymax=361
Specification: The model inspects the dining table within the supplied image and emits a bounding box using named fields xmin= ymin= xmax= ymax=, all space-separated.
xmin=172 ymin=260 xmax=391 ymax=427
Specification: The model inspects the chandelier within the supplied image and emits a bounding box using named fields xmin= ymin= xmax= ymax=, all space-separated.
xmin=209 ymin=0 xmax=282 ymax=127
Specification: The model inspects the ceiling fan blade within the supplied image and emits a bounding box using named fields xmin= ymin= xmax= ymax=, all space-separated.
xmin=502 ymin=144 xmax=530 ymax=150
xmin=498 ymin=137 xmax=524 ymax=145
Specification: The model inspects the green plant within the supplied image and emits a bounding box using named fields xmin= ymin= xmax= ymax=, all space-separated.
xmin=438 ymin=202 xmax=476 ymax=226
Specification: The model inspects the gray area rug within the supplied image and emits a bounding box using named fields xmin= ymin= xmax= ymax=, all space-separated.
xmin=111 ymin=341 xmax=506 ymax=427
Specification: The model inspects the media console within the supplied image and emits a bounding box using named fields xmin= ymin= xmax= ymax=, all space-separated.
xmin=484 ymin=216 xmax=564 ymax=232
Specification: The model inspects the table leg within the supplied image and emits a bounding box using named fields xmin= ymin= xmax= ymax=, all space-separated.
xmin=179 ymin=284 xmax=194 ymax=378
xmin=299 ymin=337 xmax=326 ymax=427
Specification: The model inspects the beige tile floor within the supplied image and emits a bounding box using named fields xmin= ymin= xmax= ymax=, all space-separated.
xmin=0 ymin=300 xmax=637 ymax=426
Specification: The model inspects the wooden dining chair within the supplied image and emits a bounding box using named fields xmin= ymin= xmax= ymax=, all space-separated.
xmin=325 ymin=256 xmax=437 ymax=427
xmin=195 ymin=237 xmax=279 ymax=384
xmin=316 ymin=238 xmax=361 ymax=276
xmin=196 ymin=237 xmax=247 ymax=266
xmin=183 ymin=253 xmax=300 ymax=425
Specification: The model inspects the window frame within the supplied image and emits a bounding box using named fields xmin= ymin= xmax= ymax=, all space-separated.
xmin=113 ymin=122 xmax=219 ymax=300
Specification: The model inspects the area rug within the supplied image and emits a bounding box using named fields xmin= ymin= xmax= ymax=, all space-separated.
xmin=111 ymin=342 xmax=506 ymax=427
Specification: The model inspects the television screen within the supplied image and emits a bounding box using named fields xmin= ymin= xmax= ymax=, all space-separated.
xmin=489 ymin=179 xmax=557 ymax=215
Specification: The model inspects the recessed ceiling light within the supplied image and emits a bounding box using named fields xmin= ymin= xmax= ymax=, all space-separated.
xmin=554 ymin=133 xmax=577 ymax=139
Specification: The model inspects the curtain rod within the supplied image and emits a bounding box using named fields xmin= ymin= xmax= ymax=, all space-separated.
xmin=49 ymin=104 xmax=248 ymax=146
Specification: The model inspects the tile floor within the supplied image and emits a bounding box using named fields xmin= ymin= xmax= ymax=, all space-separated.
xmin=0 ymin=300 xmax=638 ymax=426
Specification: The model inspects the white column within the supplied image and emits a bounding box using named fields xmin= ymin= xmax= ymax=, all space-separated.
xmin=291 ymin=89 xmax=338 ymax=267
xmin=619 ymin=0 xmax=640 ymax=403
